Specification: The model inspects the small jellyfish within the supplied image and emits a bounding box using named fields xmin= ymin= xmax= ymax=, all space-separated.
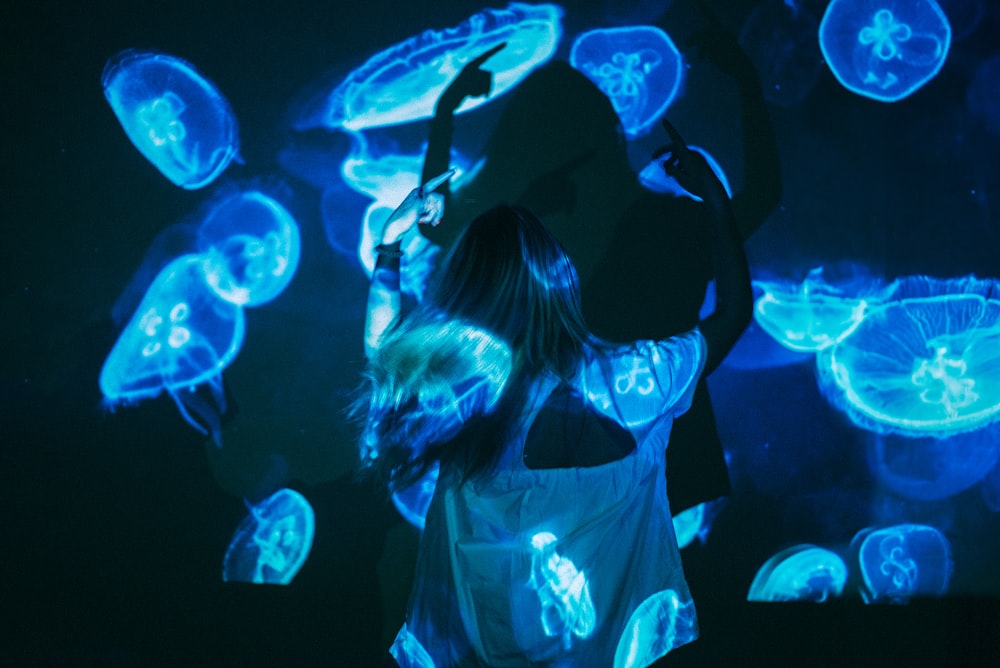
xmin=222 ymin=488 xmax=315 ymax=585
xmin=817 ymin=274 xmax=1000 ymax=437
xmin=300 ymin=3 xmax=563 ymax=131
xmin=569 ymin=25 xmax=683 ymax=137
xmin=102 ymin=50 xmax=239 ymax=188
xmin=638 ymin=145 xmax=732 ymax=201
xmin=753 ymin=266 xmax=889 ymax=353
xmin=197 ymin=191 xmax=301 ymax=307
xmin=818 ymin=0 xmax=952 ymax=102
xmin=527 ymin=532 xmax=596 ymax=649
xmin=672 ymin=501 xmax=719 ymax=550
xmin=738 ymin=0 xmax=824 ymax=107
xmin=100 ymin=254 xmax=245 ymax=442
xmin=391 ymin=464 xmax=439 ymax=530
xmin=747 ymin=544 xmax=848 ymax=602
xmin=851 ymin=523 xmax=953 ymax=603
xmin=613 ymin=589 xmax=697 ymax=668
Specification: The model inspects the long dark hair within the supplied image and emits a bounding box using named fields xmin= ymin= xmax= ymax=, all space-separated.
xmin=358 ymin=204 xmax=593 ymax=490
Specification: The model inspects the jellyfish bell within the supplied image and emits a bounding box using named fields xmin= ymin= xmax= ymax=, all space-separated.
xmin=746 ymin=544 xmax=848 ymax=603
xmin=222 ymin=488 xmax=316 ymax=585
xmin=100 ymin=254 xmax=245 ymax=443
xmin=569 ymin=25 xmax=684 ymax=138
xmin=102 ymin=49 xmax=239 ymax=188
xmin=614 ymin=589 xmax=697 ymax=668
xmin=850 ymin=523 xmax=953 ymax=603
xmin=299 ymin=2 xmax=563 ymax=131
xmin=818 ymin=0 xmax=952 ymax=102
xmin=197 ymin=191 xmax=302 ymax=307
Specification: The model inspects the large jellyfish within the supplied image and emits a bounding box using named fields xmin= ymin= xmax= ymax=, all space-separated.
xmin=753 ymin=266 xmax=891 ymax=353
xmin=738 ymin=0 xmax=824 ymax=108
xmin=527 ymin=532 xmax=596 ymax=649
xmin=638 ymin=145 xmax=731 ymax=201
xmin=197 ymin=191 xmax=301 ymax=307
xmin=569 ymin=25 xmax=683 ymax=137
xmin=102 ymin=50 xmax=239 ymax=188
xmin=817 ymin=274 xmax=1000 ymax=437
xmin=747 ymin=544 xmax=848 ymax=602
xmin=613 ymin=589 xmax=697 ymax=668
xmin=222 ymin=488 xmax=315 ymax=585
xmin=298 ymin=3 xmax=563 ymax=131
xmin=851 ymin=523 xmax=953 ymax=603
xmin=818 ymin=0 xmax=952 ymax=102
xmin=100 ymin=254 xmax=245 ymax=442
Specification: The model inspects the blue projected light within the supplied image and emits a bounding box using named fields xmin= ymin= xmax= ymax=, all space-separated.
xmin=100 ymin=254 xmax=245 ymax=434
xmin=851 ymin=524 xmax=953 ymax=603
xmin=672 ymin=501 xmax=718 ymax=550
xmin=197 ymin=191 xmax=301 ymax=307
xmin=747 ymin=544 xmax=848 ymax=602
xmin=753 ymin=267 xmax=889 ymax=353
xmin=817 ymin=274 xmax=1000 ymax=437
xmin=302 ymin=3 xmax=563 ymax=131
xmin=638 ymin=146 xmax=731 ymax=201
xmin=392 ymin=464 xmax=439 ymax=530
xmin=966 ymin=54 xmax=1000 ymax=136
xmin=738 ymin=0 xmax=823 ymax=108
xmin=102 ymin=50 xmax=239 ymax=188
xmin=614 ymin=589 xmax=697 ymax=668
xmin=818 ymin=0 xmax=952 ymax=102
xmin=528 ymin=532 xmax=596 ymax=648
xmin=569 ymin=25 xmax=683 ymax=138
xmin=223 ymin=488 xmax=315 ymax=585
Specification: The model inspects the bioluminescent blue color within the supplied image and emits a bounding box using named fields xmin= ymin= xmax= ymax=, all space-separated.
xmin=392 ymin=464 xmax=439 ymax=530
xmin=738 ymin=0 xmax=823 ymax=107
xmin=390 ymin=623 xmax=436 ymax=668
xmin=197 ymin=191 xmax=301 ymax=307
xmin=852 ymin=523 xmax=953 ymax=603
xmin=100 ymin=254 xmax=245 ymax=437
xmin=613 ymin=589 xmax=697 ymax=668
xmin=980 ymin=459 xmax=1000 ymax=512
xmin=818 ymin=0 xmax=952 ymax=102
xmin=528 ymin=532 xmax=596 ymax=649
xmin=966 ymin=54 xmax=1000 ymax=136
xmin=102 ymin=50 xmax=239 ymax=188
xmin=672 ymin=502 xmax=717 ymax=550
xmin=753 ymin=267 xmax=888 ymax=353
xmin=869 ymin=429 xmax=1000 ymax=501
xmin=300 ymin=3 xmax=563 ymax=131
xmin=747 ymin=544 xmax=848 ymax=602
xmin=817 ymin=274 xmax=1000 ymax=438
xmin=222 ymin=488 xmax=315 ymax=585
xmin=569 ymin=25 xmax=683 ymax=138
xmin=638 ymin=146 xmax=732 ymax=201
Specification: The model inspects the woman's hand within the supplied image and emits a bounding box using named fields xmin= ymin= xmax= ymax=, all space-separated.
xmin=652 ymin=119 xmax=729 ymax=205
xmin=380 ymin=170 xmax=456 ymax=245
xmin=437 ymin=42 xmax=506 ymax=113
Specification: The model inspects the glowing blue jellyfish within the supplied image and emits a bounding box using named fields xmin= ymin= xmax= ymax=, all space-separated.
xmin=100 ymin=254 xmax=245 ymax=440
xmin=527 ymin=532 xmax=596 ymax=649
xmin=818 ymin=0 xmax=952 ymax=102
xmin=301 ymin=3 xmax=563 ymax=131
xmin=638 ymin=145 xmax=731 ymax=201
xmin=102 ymin=50 xmax=239 ymax=188
xmin=747 ymin=544 xmax=848 ymax=602
xmin=392 ymin=464 xmax=439 ymax=530
xmin=569 ymin=26 xmax=683 ymax=137
xmin=753 ymin=267 xmax=890 ymax=353
xmin=222 ymin=488 xmax=315 ymax=585
xmin=851 ymin=523 xmax=953 ymax=603
xmin=817 ymin=274 xmax=1000 ymax=437
xmin=672 ymin=502 xmax=719 ymax=550
xmin=738 ymin=0 xmax=823 ymax=107
xmin=613 ymin=589 xmax=697 ymax=668
xmin=197 ymin=191 xmax=301 ymax=307
xmin=966 ymin=54 xmax=1000 ymax=136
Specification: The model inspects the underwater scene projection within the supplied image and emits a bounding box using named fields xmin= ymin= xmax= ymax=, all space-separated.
xmin=9 ymin=0 xmax=1000 ymax=663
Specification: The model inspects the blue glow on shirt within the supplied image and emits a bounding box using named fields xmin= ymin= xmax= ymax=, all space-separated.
xmin=197 ymin=191 xmax=301 ymax=307
xmin=528 ymin=532 xmax=596 ymax=648
xmin=638 ymin=145 xmax=732 ymax=201
xmin=818 ymin=0 xmax=951 ymax=102
xmin=390 ymin=623 xmax=437 ymax=668
xmin=300 ymin=3 xmax=563 ymax=131
xmin=817 ymin=274 xmax=1000 ymax=437
xmin=100 ymin=254 xmax=245 ymax=406
xmin=569 ymin=26 xmax=684 ymax=138
xmin=392 ymin=464 xmax=439 ymax=530
xmin=614 ymin=589 xmax=697 ymax=668
xmin=747 ymin=544 xmax=847 ymax=602
xmin=852 ymin=524 xmax=953 ymax=603
xmin=222 ymin=488 xmax=315 ymax=585
xmin=102 ymin=50 xmax=239 ymax=188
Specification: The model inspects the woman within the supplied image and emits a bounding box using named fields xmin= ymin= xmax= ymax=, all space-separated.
xmin=358 ymin=120 xmax=751 ymax=667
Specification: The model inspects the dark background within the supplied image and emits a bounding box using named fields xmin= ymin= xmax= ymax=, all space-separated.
xmin=5 ymin=0 xmax=1000 ymax=665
